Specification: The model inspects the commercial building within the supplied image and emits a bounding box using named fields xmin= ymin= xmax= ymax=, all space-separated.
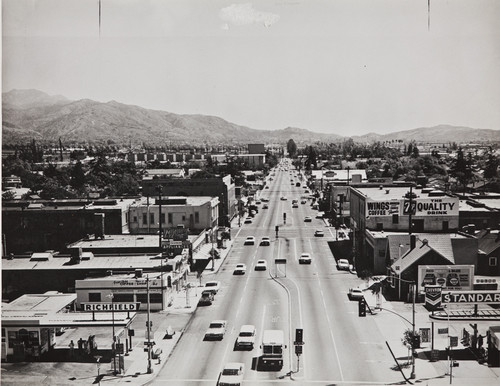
xmin=128 ymin=196 xmax=218 ymax=234
xmin=75 ymin=271 xmax=179 ymax=312
xmin=1 ymin=292 xmax=135 ymax=362
xmin=141 ymin=174 xmax=236 ymax=226
xmin=2 ymin=198 xmax=135 ymax=254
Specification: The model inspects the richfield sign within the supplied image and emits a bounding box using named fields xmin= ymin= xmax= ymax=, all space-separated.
xmin=81 ymin=302 xmax=141 ymax=311
xmin=442 ymin=291 xmax=500 ymax=304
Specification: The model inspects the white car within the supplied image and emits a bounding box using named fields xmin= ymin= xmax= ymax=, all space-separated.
xmin=205 ymin=320 xmax=227 ymax=340
xmin=337 ymin=259 xmax=350 ymax=270
xmin=244 ymin=236 xmax=255 ymax=245
xmin=244 ymin=218 xmax=252 ymax=224
xmin=233 ymin=263 xmax=247 ymax=275
xmin=255 ymin=259 xmax=267 ymax=271
xmin=280 ymin=196 xmax=288 ymax=201
xmin=314 ymin=230 xmax=324 ymax=237
xmin=235 ymin=325 xmax=256 ymax=350
xmin=204 ymin=280 xmax=221 ymax=294
xmin=218 ymin=362 xmax=244 ymax=386
xmin=304 ymin=216 xmax=312 ymax=222
xmin=260 ymin=236 xmax=271 ymax=246
xmin=299 ymin=253 xmax=312 ymax=264
xmin=349 ymin=288 xmax=364 ymax=300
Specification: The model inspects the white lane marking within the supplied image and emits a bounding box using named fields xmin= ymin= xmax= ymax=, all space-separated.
xmin=153 ymin=379 xmax=396 ymax=384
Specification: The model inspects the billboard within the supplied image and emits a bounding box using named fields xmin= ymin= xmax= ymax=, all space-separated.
xmin=403 ymin=197 xmax=458 ymax=217
xmin=418 ymin=265 xmax=474 ymax=293
xmin=366 ymin=196 xmax=459 ymax=217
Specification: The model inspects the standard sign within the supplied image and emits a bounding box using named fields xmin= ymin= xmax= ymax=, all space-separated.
xmin=442 ymin=291 xmax=500 ymax=304
xmin=82 ymin=302 xmax=141 ymax=312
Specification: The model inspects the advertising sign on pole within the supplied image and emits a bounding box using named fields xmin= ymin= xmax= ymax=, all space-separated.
xmin=425 ymin=285 xmax=442 ymax=310
xmin=417 ymin=265 xmax=474 ymax=293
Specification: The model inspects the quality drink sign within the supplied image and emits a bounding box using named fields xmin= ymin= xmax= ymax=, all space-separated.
xmin=442 ymin=291 xmax=500 ymax=304
xmin=403 ymin=197 xmax=458 ymax=217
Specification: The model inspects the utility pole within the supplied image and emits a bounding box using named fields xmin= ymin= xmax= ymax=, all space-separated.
xmin=146 ymin=277 xmax=153 ymax=374
xmin=408 ymin=184 xmax=413 ymax=235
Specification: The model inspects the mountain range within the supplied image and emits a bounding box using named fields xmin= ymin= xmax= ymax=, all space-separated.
xmin=2 ymin=89 xmax=499 ymax=146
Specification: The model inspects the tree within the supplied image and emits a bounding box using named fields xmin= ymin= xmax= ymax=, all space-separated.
xmin=484 ymin=152 xmax=499 ymax=179
xmin=287 ymin=139 xmax=297 ymax=157
xmin=70 ymin=161 xmax=86 ymax=189
xmin=450 ymin=147 xmax=472 ymax=194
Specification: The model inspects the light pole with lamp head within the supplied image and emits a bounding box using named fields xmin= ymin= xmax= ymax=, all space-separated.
xmin=106 ymin=293 xmax=116 ymax=375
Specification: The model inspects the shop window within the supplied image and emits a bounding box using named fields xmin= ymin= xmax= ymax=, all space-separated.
xmin=442 ymin=221 xmax=449 ymax=231
xmin=142 ymin=213 xmax=148 ymax=225
xmin=150 ymin=213 xmax=155 ymax=224
xmin=392 ymin=215 xmax=399 ymax=224
xmin=489 ymin=257 xmax=498 ymax=266
xmin=168 ymin=213 xmax=173 ymax=224
xmin=161 ymin=213 xmax=166 ymax=224
xmin=150 ymin=293 xmax=163 ymax=303
xmin=136 ymin=294 xmax=149 ymax=304
xmin=182 ymin=215 xmax=186 ymax=221
xmin=195 ymin=212 xmax=200 ymax=223
xmin=89 ymin=293 xmax=101 ymax=302
xmin=8 ymin=331 xmax=18 ymax=348
xmin=113 ymin=293 xmax=134 ymax=302
xmin=133 ymin=216 xmax=137 ymax=223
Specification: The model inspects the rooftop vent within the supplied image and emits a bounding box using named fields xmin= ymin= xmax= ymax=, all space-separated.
xmin=429 ymin=190 xmax=445 ymax=197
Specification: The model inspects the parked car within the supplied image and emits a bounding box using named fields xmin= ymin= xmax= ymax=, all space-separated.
xmin=244 ymin=218 xmax=252 ymax=224
xmin=235 ymin=325 xmax=256 ymax=350
xmin=299 ymin=253 xmax=312 ymax=264
xmin=217 ymin=362 xmax=244 ymax=386
xmin=255 ymin=260 xmax=267 ymax=271
xmin=314 ymin=230 xmax=324 ymax=237
xmin=263 ymin=204 xmax=269 ymax=209
xmin=198 ymin=291 xmax=214 ymax=306
xmin=349 ymin=288 xmax=364 ymax=300
xmin=280 ymin=196 xmax=287 ymax=201
xmin=304 ymin=216 xmax=312 ymax=222
xmin=204 ymin=280 xmax=221 ymax=294
xmin=244 ymin=236 xmax=255 ymax=245
xmin=301 ymin=199 xmax=307 ymax=204
xmin=337 ymin=259 xmax=350 ymax=270
xmin=204 ymin=320 xmax=227 ymax=340
xmin=233 ymin=263 xmax=247 ymax=275
xmin=260 ymin=236 xmax=271 ymax=246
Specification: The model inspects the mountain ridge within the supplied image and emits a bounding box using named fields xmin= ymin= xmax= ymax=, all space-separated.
xmin=2 ymin=89 xmax=499 ymax=146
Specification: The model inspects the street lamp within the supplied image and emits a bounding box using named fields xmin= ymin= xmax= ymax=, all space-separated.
xmin=106 ymin=294 xmax=117 ymax=375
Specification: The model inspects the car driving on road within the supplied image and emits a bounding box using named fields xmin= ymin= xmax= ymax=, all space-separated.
xmin=314 ymin=229 xmax=324 ymax=237
xmin=235 ymin=325 xmax=256 ymax=350
xmin=299 ymin=253 xmax=312 ymax=264
xmin=203 ymin=280 xmax=221 ymax=294
xmin=260 ymin=236 xmax=271 ymax=246
xmin=255 ymin=260 xmax=267 ymax=271
xmin=337 ymin=259 xmax=350 ymax=270
xmin=217 ymin=362 xmax=244 ymax=386
xmin=244 ymin=236 xmax=255 ymax=245
xmin=204 ymin=320 xmax=227 ymax=340
xmin=233 ymin=263 xmax=247 ymax=275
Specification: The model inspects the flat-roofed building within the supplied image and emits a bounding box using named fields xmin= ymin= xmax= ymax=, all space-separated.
xmin=128 ymin=196 xmax=218 ymax=234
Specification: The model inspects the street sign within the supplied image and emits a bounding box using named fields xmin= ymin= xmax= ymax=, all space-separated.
xmin=275 ymin=258 xmax=287 ymax=264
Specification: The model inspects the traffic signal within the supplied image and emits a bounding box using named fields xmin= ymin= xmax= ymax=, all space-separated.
xmin=295 ymin=328 xmax=303 ymax=344
xmin=358 ymin=299 xmax=366 ymax=317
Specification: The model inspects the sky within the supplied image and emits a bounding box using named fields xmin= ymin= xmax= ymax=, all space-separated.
xmin=2 ymin=0 xmax=500 ymax=136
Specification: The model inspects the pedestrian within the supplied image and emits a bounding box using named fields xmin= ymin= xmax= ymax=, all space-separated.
xmin=69 ymin=340 xmax=75 ymax=358
xmin=78 ymin=337 xmax=84 ymax=353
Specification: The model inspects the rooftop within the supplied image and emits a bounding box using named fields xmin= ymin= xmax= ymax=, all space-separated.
xmin=354 ymin=186 xmax=453 ymax=201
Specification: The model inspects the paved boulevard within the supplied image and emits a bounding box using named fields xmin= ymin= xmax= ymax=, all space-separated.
xmin=154 ymin=162 xmax=405 ymax=385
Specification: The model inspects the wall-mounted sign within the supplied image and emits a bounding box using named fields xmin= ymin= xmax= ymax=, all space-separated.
xmin=442 ymin=291 xmax=500 ymax=304
xmin=366 ymin=200 xmax=400 ymax=217
xmin=81 ymin=302 xmax=140 ymax=312
xmin=403 ymin=197 xmax=458 ymax=217
xmin=418 ymin=265 xmax=474 ymax=293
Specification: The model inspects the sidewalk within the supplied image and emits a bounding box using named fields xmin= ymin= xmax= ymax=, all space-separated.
xmin=361 ymin=286 xmax=500 ymax=385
